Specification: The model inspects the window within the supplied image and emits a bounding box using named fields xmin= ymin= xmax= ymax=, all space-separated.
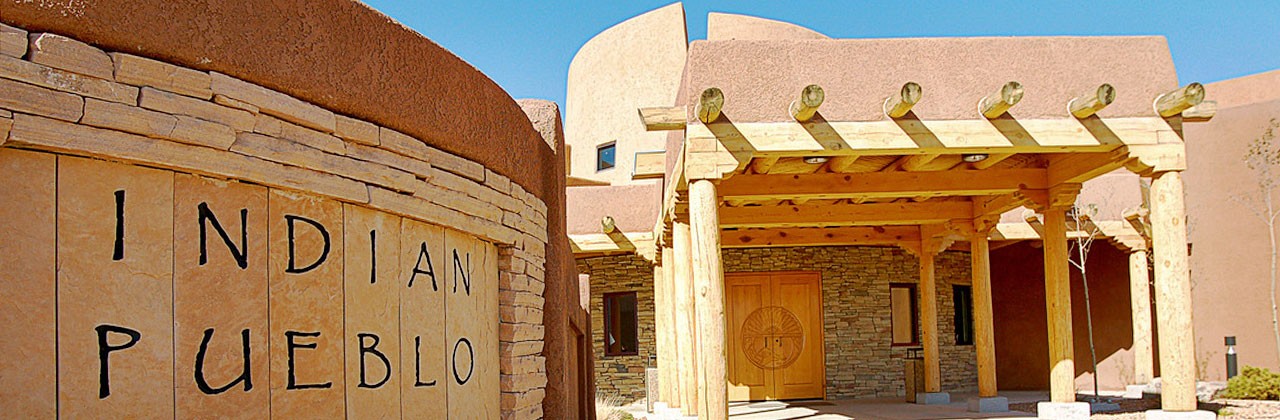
xmin=954 ymin=285 xmax=974 ymax=345
xmin=890 ymin=283 xmax=918 ymax=346
xmin=596 ymin=142 xmax=616 ymax=171
xmin=603 ymin=292 xmax=638 ymax=356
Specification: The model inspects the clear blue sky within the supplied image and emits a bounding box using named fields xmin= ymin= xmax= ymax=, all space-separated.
xmin=363 ymin=1 xmax=1280 ymax=109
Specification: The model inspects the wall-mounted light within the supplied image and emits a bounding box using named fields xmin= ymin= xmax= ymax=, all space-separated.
xmin=962 ymin=154 xmax=989 ymax=163
xmin=803 ymin=156 xmax=830 ymax=164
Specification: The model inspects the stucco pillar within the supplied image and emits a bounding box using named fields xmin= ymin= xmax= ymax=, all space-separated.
xmin=1148 ymin=171 xmax=1200 ymax=414
xmin=689 ymin=179 xmax=726 ymax=420
xmin=672 ymin=221 xmax=697 ymax=416
xmin=1042 ymin=208 xmax=1077 ymax=403
xmin=1129 ymin=248 xmax=1154 ymax=386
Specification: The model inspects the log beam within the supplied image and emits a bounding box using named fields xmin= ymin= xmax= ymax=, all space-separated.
xmin=1068 ymin=84 xmax=1116 ymax=119
xmin=884 ymin=82 xmax=923 ymax=118
xmin=1154 ymin=83 xmax=1205 ymax=118
xmin=721 ymin=226 xmax=921 ymax=248
xmin=639 ymin=106 xmax=686 ymax=131
xmin=790 ymin=84 xmax=824 ymax=122
xmin=689 ymin=180 xmax=727 ymax=419
xmin=696 ymin=88 xmax=724 ymax=124
xmin=718 ymin=201 xmax=974 ymax=228
xmin=718 ymin=168 xmax=1049 ymax=202
xmin=979 ymin=82 xmax=1024 ymax=119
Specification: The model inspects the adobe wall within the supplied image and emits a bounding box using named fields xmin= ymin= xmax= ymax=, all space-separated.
xmin=0 ymin=23 xmax=553 ymax=420
xmin=1185 ymin=70 xmax=1280 ymax=380
xmin=577 ymin=246 xmax=977 ymax=403
xmin=989 ymin=241 xmax=1148 ymax=391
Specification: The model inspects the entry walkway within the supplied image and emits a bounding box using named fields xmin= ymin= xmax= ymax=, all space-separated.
xmin=639 ymin=392 xmax=1050 ymax=419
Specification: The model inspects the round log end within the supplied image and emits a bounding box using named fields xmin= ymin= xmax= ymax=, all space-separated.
xmin=1001 ymin=81 xmax=1025 ymax=105
xmin=1097 ymin=83 xmax=1116 ymax=105
xmin=800 ymin=84 xmax=824 ymax=108
xmin=902 ymin=82 xmax=922 ymax=105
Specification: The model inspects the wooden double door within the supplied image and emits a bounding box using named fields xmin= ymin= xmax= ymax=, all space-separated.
xmin=725 ymin=272 xmax=825 ymax=401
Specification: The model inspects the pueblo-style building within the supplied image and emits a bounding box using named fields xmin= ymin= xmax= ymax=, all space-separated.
xmin=566 ymin=4 xmax=1224 ymax=419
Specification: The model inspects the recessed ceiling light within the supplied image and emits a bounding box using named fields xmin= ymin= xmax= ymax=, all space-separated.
xmin=804 ymin=156 xmax=830 ymax=164
xmin=962 ymin=154 xmax=989 ymax=163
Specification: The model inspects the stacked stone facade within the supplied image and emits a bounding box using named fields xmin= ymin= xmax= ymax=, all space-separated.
xmin=580 ymin=246 xmax=978 ymax=403
xmin=0 ymin=26 xmax=548 ymax=419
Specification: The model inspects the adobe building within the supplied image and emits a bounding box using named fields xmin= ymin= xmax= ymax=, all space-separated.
xmin=0 ymin=0 xmax=592 ymax=419
xmin=566 ymin=4 xmax=1219 ymax=419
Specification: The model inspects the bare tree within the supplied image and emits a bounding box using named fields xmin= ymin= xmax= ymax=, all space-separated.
xmin=1232 ymin=118 xmax=1280 ymax=368
xmin=1067 ymin=203 xmax=1105 ymax=399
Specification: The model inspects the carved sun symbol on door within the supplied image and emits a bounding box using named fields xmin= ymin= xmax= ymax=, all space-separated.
xmin=741 ymin=306 xmax=805 ymax=369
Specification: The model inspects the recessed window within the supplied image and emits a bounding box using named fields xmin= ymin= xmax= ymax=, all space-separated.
xmin=603 ymin=292 xmax=638 ymax=356
xmin=954 ymin=285 xmax=974 ymax=345
xmin=596 ymin=142 xmax=616 ymax=172
xmin=890 ymin=283 xmax=919 ymax=346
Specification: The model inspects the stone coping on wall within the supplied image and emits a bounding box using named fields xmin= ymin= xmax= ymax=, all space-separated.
xmin=0 ymin=25 xmax=548 ymax=419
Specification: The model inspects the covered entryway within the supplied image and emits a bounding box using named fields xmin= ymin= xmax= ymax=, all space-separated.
xmin=726 ymin=272 xmax=824 ymax=401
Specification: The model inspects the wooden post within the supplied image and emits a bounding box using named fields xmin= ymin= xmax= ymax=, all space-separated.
xmin=971 ymin=234 xmax=999 ymax=398
xmin=662 ymin=246 xmax=681 ymax=409
xmin=920 ymin=250 xmax=943 ymax=394
xmin=1042 ymin=208 xmax=1076 ymax=403
xmin=1129 ymin=248 xmax=1154 ymax=385
xmin=689 ymin=179 xmax=727 ymax=420
xmin=653 ymin=258 xmax=671 ymax=406
xmin=672 ymin=221 xmax=698 ymax=416
xmin=1149 ymin=171 xmax=1197 ymax=412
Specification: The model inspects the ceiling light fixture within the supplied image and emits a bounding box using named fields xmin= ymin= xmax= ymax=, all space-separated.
xmin=803 ymin=156 xmax=830 ymax=164
xmin=962 ymin=154 xmax=989 ymax=163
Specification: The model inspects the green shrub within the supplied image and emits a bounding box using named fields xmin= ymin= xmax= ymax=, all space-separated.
xmin=1219 ymin=366 xmax=1280 ymax=400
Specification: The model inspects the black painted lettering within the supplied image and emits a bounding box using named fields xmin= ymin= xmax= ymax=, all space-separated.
xmin=194 ymin=328 xmax=252 ymax=394
xmin=407 ymin=242 xmax=437 ymax=290
xmin=284 ymin=215 xmax=330 ymax=274
xmin=452 ymin=337 xmax=474 ymax=385
xmin=357 ymin=333 xmax=391 ymax=389
xmin=285 ymin=330 xmax=332 ymax=390
xmin=413 ymin=336 xmax=436 ymax=387
xmin=452 ymin=249 xmax=470 ymax=295
xmin=198 ymin=203 xmax=249 ymax=269
xmin=96 ymin=324 xmax=141 ymax=399
xmin=369 ymin=230 xmax=377 ymax=284
xmin=113 ymin=190 xmax=125 ymax=260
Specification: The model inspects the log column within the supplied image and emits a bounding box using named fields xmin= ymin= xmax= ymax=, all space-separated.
xmin=971 ymin=234 xmax=998 ymax=397
xmin=652 ymin=256 xmax=671 ymax=408
xmin=1129 ymin=247 xmax=1154 ymax=386
xmin=661 ymin=246 xmax=682 ymax=409
xmin=689 ymin=179 xmax=727 ymax=420
xmin=1042 ymin=207 xmax=1077 ymax=404
xmin=672 ymin=221 xmax=697 ymax=416
xmin=919 ymin=250 xmax=943 ymax=395
xmin=1149 ymin=170 xmax=1198 ymax=413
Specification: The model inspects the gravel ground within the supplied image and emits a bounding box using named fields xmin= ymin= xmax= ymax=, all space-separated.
xmin=1012 ymin=397 xmax=1280 ymax=419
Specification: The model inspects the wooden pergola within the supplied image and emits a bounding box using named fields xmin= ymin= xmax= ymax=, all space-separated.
xmin=637 ymin=82 xmax=1214 ymax=418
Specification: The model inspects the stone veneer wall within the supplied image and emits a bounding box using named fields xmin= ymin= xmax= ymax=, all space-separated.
xmin=0 ymin=26 xmax=548 ymax=419
xmin=576 ymin=253 xmax=657 ymax=403
xmin=579 ymin=246 xmax=978 ymax=403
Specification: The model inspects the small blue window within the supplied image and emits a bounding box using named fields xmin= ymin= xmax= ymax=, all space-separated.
xmin=596 ymin=142 xmax=616 ymax=171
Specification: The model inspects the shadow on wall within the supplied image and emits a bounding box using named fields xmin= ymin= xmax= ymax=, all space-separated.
xmin=991 ymin=241 xmax=1151 ymax=391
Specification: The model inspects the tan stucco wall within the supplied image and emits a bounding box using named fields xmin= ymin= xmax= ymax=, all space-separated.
xmin=565 ymin=3 xmax=686 ymax=184
xmin=707 ymin=12 xmax=828 ymax=41
xmin=1185 ymin=69 xmax=1280 ymax=380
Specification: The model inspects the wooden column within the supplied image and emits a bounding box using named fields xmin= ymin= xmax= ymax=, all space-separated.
xmin=653 ymin=260 xmax=671 ymax=406
xmin=971 ymin=234 xmax=999 ymax=398
xmin=662 ymin=246 xmax=682 ymax=408
xmin=920 ymin=250 xmax=943 ymax=393
xmin=1043 ymin=208 xmax=1077 ymax=403
xmin=672 ymin=221 xmax=698 ymax=416
xmin=689 ymin=179 xmax=727 ymax=420
xmin=1129 ymin=248 xmax=1154 ymax=384
xmin=1149 ymin=171 xmax=1197 ymax=412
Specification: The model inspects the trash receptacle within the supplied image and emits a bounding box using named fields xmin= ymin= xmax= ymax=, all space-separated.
xmin=903 ymin=347 xmax=924 ymax=403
